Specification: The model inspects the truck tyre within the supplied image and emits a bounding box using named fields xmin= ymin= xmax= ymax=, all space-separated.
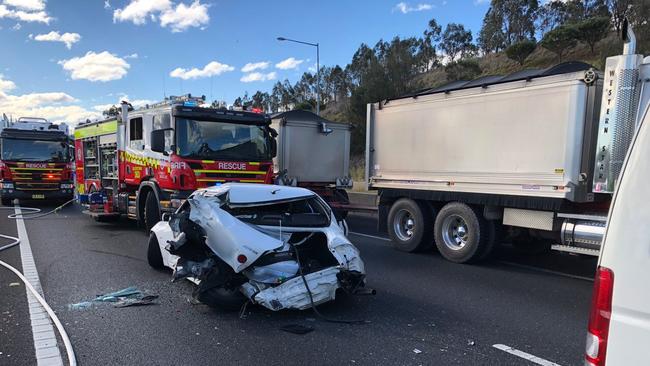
xmin=147 ymin=233 xmax=165 ymax=270
xmin=387 ymin=198 xmax=433 ymax=252
xmin=1 ymin=197 xmax=12 ymax=206
xmin=144 ymin=192 xmax=161 ymax=231
xmin=333 ymin=189 xmax=349 ymax=220
xmin=434 ymin=202 xmax=493 ymax=263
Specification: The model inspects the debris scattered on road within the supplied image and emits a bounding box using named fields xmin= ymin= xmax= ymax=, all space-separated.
xmin=8 ymin=282 xmax=19 ymax=287
xmin=467 ymin=340 xmax=475 ymax=346
xmin=68 ymin=286 xmax=158 ymax=310
xmin=413 ymin=349 xmax=422 ymax=354
xmin=280 ymin=324 xmax=315 ymax=335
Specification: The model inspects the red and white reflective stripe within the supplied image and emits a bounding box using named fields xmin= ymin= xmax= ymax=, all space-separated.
xmin=585 ymin=266 xmax=614 ymax=366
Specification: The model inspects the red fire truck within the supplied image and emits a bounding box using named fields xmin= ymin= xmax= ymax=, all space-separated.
xmin=0 ymin=117 xmax=74 ymax=205
xmin=74 ymin=95 xmax=276 ymax=229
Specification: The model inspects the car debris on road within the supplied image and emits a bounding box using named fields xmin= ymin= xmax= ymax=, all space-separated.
xmin=149 ymin=183 xmax=371 ymax=312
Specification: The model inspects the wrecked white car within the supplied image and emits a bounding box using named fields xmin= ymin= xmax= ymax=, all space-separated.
xmin=147 ymin=183 xmax=368 ymax=311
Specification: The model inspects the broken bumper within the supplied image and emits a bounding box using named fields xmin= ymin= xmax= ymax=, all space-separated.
xmin=242 ymin=267 xmax=342 ymax=311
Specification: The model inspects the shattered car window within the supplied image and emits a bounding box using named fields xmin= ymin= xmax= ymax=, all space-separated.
xmin=225 ymin=197 xmax=331 ymax=227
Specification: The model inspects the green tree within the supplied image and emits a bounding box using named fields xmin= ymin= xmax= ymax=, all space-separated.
xmin=487 ymin=0 xmax=539 ymax=46
xmin=575 ymin=17 xmax=611 ymax=54
xmin=440 ymin=23 xmax=476 ymax=61
xmin=540 ymin=25 xmax=579 ymax=61
xmin=102 ymin=105 xmax=119 ymax=117
xmin=419 ymin=18 xmax=442 ymax=70
xmin=505 ymin=40 xmax=537 ymax=65
xmin=479 ymin=6 xmax=507 ymax=53
xmin=444 ymin=59 xmax=482 ymax=81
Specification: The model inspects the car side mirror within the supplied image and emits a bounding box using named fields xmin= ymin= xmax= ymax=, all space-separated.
xmin=151 ymin=128 xmax=172 ymax=154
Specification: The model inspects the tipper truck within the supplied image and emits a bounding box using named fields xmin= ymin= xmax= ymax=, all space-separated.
xmin=0 ymin=117 xmax=74 ymax=205
xmin=366 ymin=24 xmax=650 ymax=263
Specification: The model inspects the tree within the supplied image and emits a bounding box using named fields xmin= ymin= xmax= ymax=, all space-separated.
xmin=440 ymin=23 xmax=476 ymax=61
xmin=420 ymin=18 xmax=442 ymax=70
xmin=540 ymin=25 xmax=579 ymax=61
xmin=487 ymin=0 xmax=539 ymax=46
xmin=232 ymin=97 xmax=243 ymax=107
xmin=479 ymin=6 xmax=507 ymax=53
xmin=575 ymin=17 xmax=611 ymax=54
xmin=102 ymin=105 xmax=119 ymax=117
xmin=505 ymin=40 xmax=537 ymax=65
xmin=445 ymin=59 xmax=482 ymax=81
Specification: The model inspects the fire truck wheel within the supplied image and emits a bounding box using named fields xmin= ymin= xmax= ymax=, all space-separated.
xmin=144 ymin=192 xmax=161 ymax=231
xmin=147 ymin=233 xmax=165 ymax=270
xmin=1 ymin=197 xmax=12 ymax=206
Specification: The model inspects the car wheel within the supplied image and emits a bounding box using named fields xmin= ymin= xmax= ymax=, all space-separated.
xmin=195 ymin=264 xmax=247 ymax=311
xmin=144 ymin=192 xmax=161 ymax=231
xmin=147 ymin=233 xmax=165 ymax=270
xmin=434 ymin=202 xmax=493 ymax=263
xmin=387 ymin=198 xmax=433 ymax=252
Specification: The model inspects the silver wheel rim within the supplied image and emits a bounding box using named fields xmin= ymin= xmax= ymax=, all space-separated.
xmin=441 ymin=214 xmax=469 ymax=251
xmin=393 ymin=209 xmax=416 ymax=241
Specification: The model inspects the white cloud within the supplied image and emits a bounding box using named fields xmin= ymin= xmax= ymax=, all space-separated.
xmin=0 ymin=90 xmax=100 ymax=125
xmin=3 ymin=0 xmax=45 ymax=11
xmin=113 ymin=0 xmax=170 ymax=25
xmin=160 ymin=1 xmax=209 ymax=32
xmin=241 ymin=61 xmax=269 ymax=73
xmin=59 ymin=51 xmax=130 ymax=82
xmin=240 ymin=71 xmax=276 ymax=83
xmin=393 ymin=2 xmax=433 ymax=13
xmin=124 ymin=53 xmax=139 ymax=59
xmin=113 ymin=0 xmax=209 ymax=32
xmin=104 ymin=0 xmax=111 ymax=9
xmin=275 ymin=57 xmax=303 ymax=70
xmin=11 ymin=22 xmax=19 ymax=30
xmin=0 ymin=4 xmax=51 ymax=23
xmin=0 ymin=74 xmax=16 ymax=92
xmin=33 ymin=31 xmax=81 ymax=49
xmin=93 ymin=96 xmax=154 ymax=112
xmin=169 ymin=60 xmax=234 ymax=80
xmin=473 ymin=0 xmax=489 ymax=4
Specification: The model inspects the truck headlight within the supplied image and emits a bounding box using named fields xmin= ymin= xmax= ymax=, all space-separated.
xmin=60 ymin=183 xmax=74 ymax=189
xmin=2 ymin=182 xmax=14 ymax=189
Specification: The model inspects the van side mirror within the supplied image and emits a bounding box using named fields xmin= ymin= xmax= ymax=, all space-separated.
xmin=151 ymin=128 xmax=172 ymax=154
xmin=271 ymin=138 xmax=277 ymax=158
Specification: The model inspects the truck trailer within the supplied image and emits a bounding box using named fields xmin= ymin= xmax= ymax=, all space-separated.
xmin=0 ymin=117 xmax=74 ymax=205
xmin=270 ymin=110 xmax=353 ymax=216
xmin=366 ymin=26 xmax=650 ymax=263
xmin=74 ymin=95 xmax=277 ymax=229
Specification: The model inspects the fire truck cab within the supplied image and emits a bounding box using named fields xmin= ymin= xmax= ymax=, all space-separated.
xmin=75 ymin=95 xmax=276 ymax=229
xmin=0 ymin=117 xmax=74 ymax=206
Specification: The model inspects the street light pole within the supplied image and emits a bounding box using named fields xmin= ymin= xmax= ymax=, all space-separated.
xmin=277 ymin=37 xmax=320 ymax=115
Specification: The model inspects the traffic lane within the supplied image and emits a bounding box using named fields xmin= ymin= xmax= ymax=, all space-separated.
xmin=23 ymin=206 xmax=513 ymax=365
xmin=0 ymin=205 xmax=35 ymax=366
xmin=347 ymin=212 xmax=599 ymax=280
xmin=23 ymin=205 xmax=586 ymax=365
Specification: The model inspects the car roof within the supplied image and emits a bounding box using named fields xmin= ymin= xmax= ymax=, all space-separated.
xmin=197 ymin=182 xmax=316 ymax=205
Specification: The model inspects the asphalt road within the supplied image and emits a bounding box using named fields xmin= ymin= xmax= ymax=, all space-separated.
xmin=0 ymin=203 xmax=596 ymax=366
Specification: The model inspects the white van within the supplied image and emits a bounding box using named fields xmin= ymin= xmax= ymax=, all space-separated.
xmin=585 ymin=104 xmax=650 ymax=365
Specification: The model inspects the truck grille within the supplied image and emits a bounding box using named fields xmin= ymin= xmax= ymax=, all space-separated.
xmin=8 ymin=166 xmax=64 ymax=190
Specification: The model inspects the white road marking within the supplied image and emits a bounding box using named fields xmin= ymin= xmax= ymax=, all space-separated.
xmin=349 ymin=231 xmax=391 ymax=242
xmin=493 ymin=344 xmax=562 ymax=366
xmin=15 ymin=205 xmax=64 ymax=366
xmin=498 ymin=261 xmax=594 ymax=282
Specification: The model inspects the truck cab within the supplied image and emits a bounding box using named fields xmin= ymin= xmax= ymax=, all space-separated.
xmin=0 ymin=117 xmax=74 ymax=205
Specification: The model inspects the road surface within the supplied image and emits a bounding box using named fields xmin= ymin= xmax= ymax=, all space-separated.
xmin=0 ymin=203 xmax=595 ymax=365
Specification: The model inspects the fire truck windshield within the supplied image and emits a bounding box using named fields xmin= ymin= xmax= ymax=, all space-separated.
xmin=1 ymin=138 xmax=70 ymax=162
xmin=175 ymin=118 xmax=271 ymax=161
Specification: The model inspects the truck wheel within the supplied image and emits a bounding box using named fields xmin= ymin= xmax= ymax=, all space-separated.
xmin=387 ymin=198 xmax=433 ymax=252
xmin=1 ymin=197 xmax=12 ymax=206
xmin=333 ymin=189 xmax=349 ymax=220
xmin=147 ymin=233 xmax=165 ymax=270
xmin=144 ymin=192 xmax=161 ymax=231
xmin=434 ymin=202 xmax=493 ymax=263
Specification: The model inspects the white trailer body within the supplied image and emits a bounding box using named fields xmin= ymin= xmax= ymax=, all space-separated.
xmin=367 ymin=28 xmax=650 ymax=263
xmin=367 ymin=71 xmax=600 ymax=202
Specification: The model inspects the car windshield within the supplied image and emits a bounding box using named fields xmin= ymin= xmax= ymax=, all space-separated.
xmin=1 ymin=138 xmax=69 ymax=162
xmin=175 ymin=118 xmax=271 ymax=161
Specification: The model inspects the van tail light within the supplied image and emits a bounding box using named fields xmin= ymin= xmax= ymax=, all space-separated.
xmin=585 ymin=266 xmax=614 ymax=366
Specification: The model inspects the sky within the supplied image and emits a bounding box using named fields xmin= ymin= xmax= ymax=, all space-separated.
xmin=0 ymin=0 xmax=490 ymax=126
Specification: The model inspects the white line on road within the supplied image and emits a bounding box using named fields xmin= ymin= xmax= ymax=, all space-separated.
xmin=498 ymin=261 xmax=594 ymax=282
xmin=349 ymin=231 xmax=391 ymax=242
xmin=15 ymin=205 xmax=65 ymax=366
xmin=492 ymin=344 xmax=562 ymax=366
